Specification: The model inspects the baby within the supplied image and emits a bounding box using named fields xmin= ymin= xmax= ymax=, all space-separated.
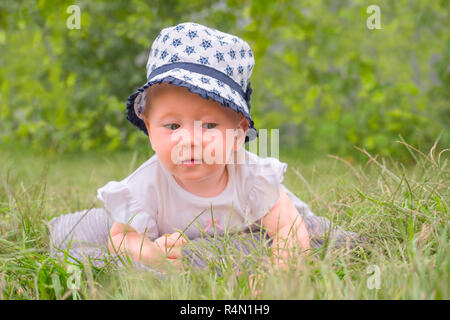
xmin=49 ymin=22 xmax=359 ymax=272
xmin=103 ymin=81 xmax=310 ymax=269
xmin=99 ymin=22 xmax=310 ymax=269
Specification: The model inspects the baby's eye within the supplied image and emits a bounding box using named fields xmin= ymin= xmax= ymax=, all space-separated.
xmin=202 ymin=123 xmax=217 ymax=129
xmin=164 ymin=123 xmax=180 ymax=130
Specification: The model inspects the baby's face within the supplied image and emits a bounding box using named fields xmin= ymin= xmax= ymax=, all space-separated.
xmin=143 ymin=83 xmax=248 ymax=182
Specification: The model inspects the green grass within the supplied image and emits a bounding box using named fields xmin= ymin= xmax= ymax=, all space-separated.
xmin=0 ymin=140 xmax=448 ymax=299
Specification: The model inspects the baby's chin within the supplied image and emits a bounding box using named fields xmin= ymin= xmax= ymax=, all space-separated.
xmin=170 ymin=162 xmax=226 ymax=180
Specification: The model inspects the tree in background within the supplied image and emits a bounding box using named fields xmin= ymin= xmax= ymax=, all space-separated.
xmin=0 ymin=0 xmax=448 ymax=160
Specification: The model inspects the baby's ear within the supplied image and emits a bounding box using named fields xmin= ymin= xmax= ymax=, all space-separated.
xmin=238 ymin=115 xmax=249 ymax=131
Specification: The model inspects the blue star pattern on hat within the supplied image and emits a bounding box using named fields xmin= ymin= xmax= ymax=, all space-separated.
xmin=146 ymin=23 xmax=254 ymax=94
xmin=126 ymin=22 xmax=258 ymax=142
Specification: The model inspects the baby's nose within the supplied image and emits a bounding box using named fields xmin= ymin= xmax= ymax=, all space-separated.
xmin=181 ymin=120 xmax=204 ymax=146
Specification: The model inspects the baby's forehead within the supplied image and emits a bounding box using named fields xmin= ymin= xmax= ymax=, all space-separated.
xmin=148 ymin=84 xmax=239 ymax=118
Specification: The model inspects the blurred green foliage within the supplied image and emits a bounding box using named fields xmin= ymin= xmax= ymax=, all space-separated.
xmin=0 ymin=0 xmax=448 ymax=159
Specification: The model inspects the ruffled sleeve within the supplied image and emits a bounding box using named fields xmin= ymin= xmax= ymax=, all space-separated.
xmin=97 ymin=180 xmax=159 ymax=240
xmin=243 ymin=154 xmax=288 ymax=224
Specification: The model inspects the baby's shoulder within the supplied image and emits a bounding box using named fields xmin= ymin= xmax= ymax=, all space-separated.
xmin=125 ymin=154 xmax=159 ymax=180
xmin=122 ymin=153 xmax=166 ymax=191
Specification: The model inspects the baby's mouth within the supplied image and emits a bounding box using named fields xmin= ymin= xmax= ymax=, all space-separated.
xmin=180 ymin=158 xmax=202 ymax=165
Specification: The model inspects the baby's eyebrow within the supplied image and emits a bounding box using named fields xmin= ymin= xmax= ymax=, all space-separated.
xmin=155 ymin=110 xmax=184 ymax=119
xmin=157 ymin=111 xmax=220 ymax=120
xmin=158 ymin=112 xmax=179 ymax=118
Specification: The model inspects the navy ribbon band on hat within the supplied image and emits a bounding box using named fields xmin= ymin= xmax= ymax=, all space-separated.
xmin=147 ymin=62 xmax=252 ymax=108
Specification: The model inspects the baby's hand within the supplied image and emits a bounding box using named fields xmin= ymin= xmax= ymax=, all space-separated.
xmin=154 ymin=232 xmax=187 ymax=260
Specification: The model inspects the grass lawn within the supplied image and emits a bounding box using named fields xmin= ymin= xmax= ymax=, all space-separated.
xmin=0 ymin=142 xmax=448 ymax=299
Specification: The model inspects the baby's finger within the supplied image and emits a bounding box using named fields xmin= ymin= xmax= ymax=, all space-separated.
xmin=155 ymin=233 xmax=177 ymax=247
xmin=168 ymin=232 xmax=187 ymax=246
xmin=165 ymin=246 xmax=182 ymax=259
xmin=154 ymin=235 xmax=170 ymax=250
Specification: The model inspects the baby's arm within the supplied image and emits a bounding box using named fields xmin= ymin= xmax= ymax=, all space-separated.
xmin=261 ymin=186 xmax=310 ymax=267
xmin=108 ymin=222 xmax=185 ymax=268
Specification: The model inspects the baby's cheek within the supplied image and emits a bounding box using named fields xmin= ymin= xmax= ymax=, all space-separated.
xmin=202 ymin=135 xmax=228 ymax=164
xmin=151 ymin=133 xmax=177 ymax=162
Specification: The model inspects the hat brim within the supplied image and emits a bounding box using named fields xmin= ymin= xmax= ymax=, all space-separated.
xmin=126 ymin=70 xmax=258 ymax=143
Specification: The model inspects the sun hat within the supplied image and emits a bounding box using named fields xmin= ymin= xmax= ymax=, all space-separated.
xmin=126 ymin=22 xmax=258 ymax=143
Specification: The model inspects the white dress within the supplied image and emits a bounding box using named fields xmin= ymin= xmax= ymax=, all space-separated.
xmin=48 ymin=151 xmax=362 ymax=270
xmin=96 ymin=149 xmax=288 ymax=241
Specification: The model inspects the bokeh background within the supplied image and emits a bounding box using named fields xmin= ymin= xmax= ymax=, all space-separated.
xmin=0 ymin=0 xmax=448 ymax=160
